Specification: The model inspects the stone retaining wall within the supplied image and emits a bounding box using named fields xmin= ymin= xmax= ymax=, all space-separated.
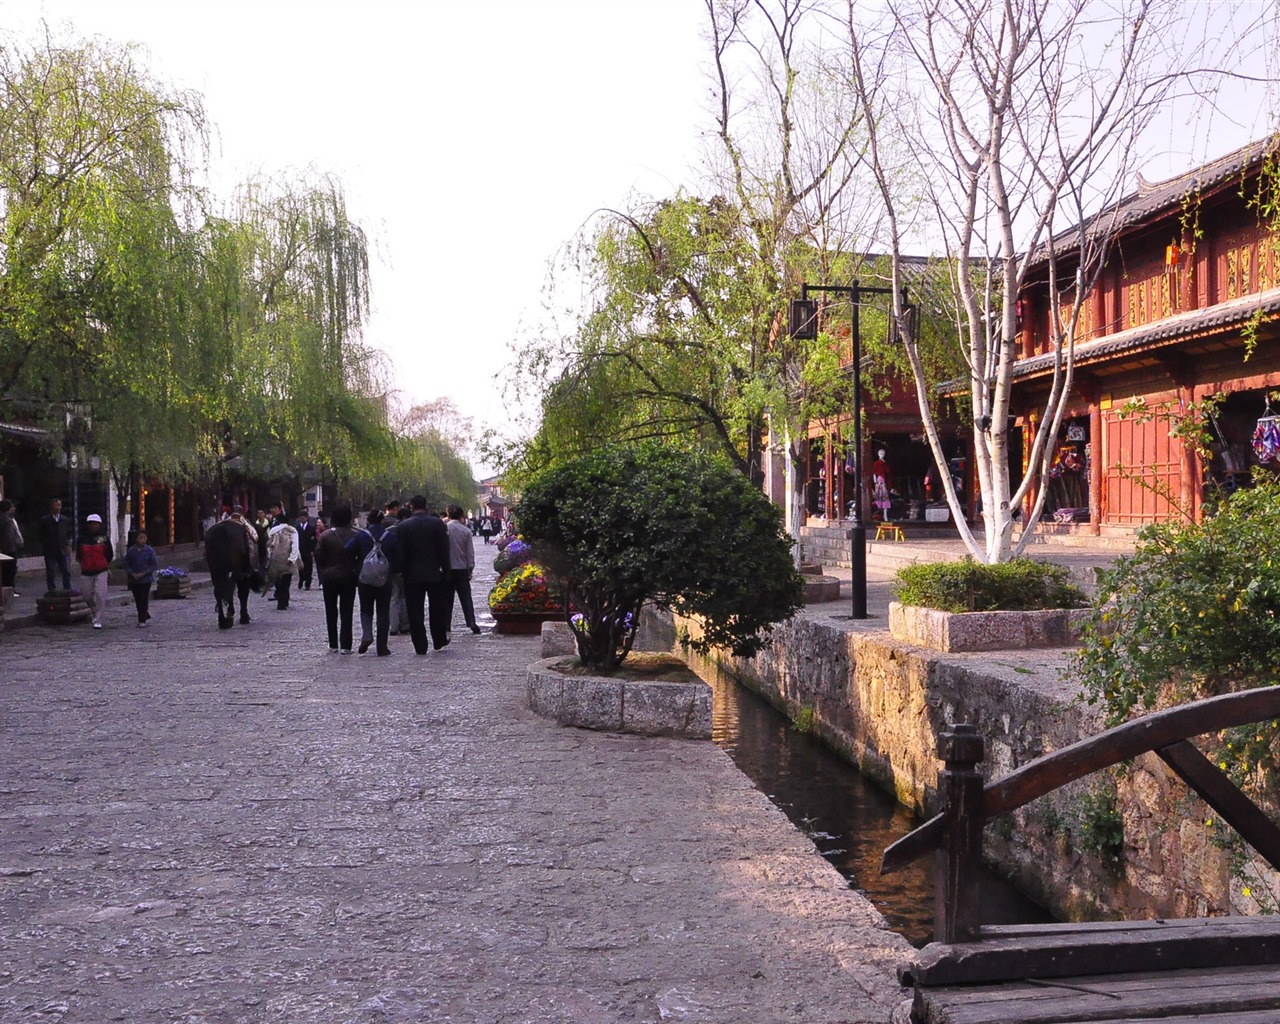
xmin=646 ymin=608 xmax=1263 ymax=923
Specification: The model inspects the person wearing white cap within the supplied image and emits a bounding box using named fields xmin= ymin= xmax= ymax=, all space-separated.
xmin=77 ymin=514 xmax=114 ymax=629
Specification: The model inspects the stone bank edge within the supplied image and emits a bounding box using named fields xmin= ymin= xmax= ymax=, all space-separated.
xmin=645 ymin=607 xmax=1257 ymax=924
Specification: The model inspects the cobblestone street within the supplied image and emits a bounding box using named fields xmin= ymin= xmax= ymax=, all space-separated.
xmin=0 ymin=538 xmax=911 ymax=1024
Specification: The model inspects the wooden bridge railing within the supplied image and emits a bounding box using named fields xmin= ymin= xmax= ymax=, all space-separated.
xmin=881 ymin=685 xmax=1280 ymax=944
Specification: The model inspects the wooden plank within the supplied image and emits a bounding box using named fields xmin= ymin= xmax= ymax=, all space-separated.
xmin=903 ymin=916 xmax=1280 ymax=986
xmin=916 ymin=964 xmax=1280 ymax=1023
xmin=978 ymin=918 xmax=1218 ymax=938
xmin=1157 ymin=739 xmax=1280 ymax=872
xmin=882 ymin=686 xmax=1280 ymax=875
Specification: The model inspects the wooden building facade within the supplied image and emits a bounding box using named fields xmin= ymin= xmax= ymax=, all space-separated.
xmin=1012 ymin=138 xmax=1280 ymax=532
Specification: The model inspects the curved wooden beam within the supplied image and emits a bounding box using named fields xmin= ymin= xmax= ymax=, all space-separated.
xmin=882 ymin=686 xmax=1280 ymax=875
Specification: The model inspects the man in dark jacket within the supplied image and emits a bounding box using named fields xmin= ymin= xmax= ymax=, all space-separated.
xmin=37 ymin=497 xmax=74 ymax=592
xmin=382 ymin=494 xmax=452 ymax=654
xmin=296 ymin=509 xmax=318 ymax=589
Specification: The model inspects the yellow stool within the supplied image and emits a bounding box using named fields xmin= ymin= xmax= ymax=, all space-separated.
xmin=874 ymin=522 xmax=905 ymax=542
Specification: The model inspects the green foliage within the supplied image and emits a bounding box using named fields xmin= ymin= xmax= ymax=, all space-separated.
xmin=515 ymin=442 xmax=804 ymax=671
xmin=1073 ymin=477 xmax=1280 ymax=726
xmin=893 ymin=557 xmax=1086 ymax=613
xmin=0 ymin=30 xmax=407 ymax=499
xmin=793 ymin=705 xmax=816 ymax=734
xmin=509 ymin=194 xmax=769 ymax=481
xmin=1075 ymin=783 xmax=1125 ymax=868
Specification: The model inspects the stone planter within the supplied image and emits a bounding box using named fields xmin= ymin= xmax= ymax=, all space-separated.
xmin=888 ymin=600 xmax=1090 ymax=652
xmin=491 ymin=609 xmax=562 ymax=635
xmin=527 ymin=655 xmax=712 ymax=739
xmin=36 ymin=589 xmax=92 ymax=624
xmin=802 ymin=575 xmax=842 ymax=603
xmin=155 ymin=575 xmax=191 ymax=599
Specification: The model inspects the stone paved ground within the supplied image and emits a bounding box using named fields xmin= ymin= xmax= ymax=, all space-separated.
xmin=0 ymin=537 xmax=913 ymax=1024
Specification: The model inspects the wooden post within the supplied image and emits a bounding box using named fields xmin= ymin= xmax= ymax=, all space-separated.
xmin=936 ymin=723 xmax=985 ymax=944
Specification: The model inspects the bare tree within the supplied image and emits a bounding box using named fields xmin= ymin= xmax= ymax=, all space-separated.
xmin=704 ymin=0 xmax=884 ymax=554
xmin=843 ymin=0 xmax=1272 ymax=561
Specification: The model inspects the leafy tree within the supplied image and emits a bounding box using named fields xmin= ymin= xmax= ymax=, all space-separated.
xmin=0 ymin=31 xmax=212 ymax=461
xmin=1074 ymin=478 xmax=1280 ymax=726
xmin=516 ymin=443 xmax=804 ymax=671
xmin=509 ymin=195 xmax=764 ymax=480
xmin=217 ymin=173 xmax=394 ymax=484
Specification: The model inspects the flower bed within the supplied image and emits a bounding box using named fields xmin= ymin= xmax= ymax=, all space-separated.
xmin=488 ymin=561 xmax=564 ymax=620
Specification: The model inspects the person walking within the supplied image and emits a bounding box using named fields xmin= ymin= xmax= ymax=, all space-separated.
xmin=389 ymin=503 xmax=412 ymax=635
xmin=382 ymin=495 xmax=452 ymax=654
xmin=253 ymin=509 xmax=270 ymax=566
xmin=296 ymin=509 xmax=318 ymax=590
xmin=124 ymin=529 xmax=158 ymax=626
xmin=314 ymin=505 xmax=358 ymax=653
xmin=445 ymin=505 xmax=482 ymax=635
xmin=479 ymin=515 xmax=493 ymax=544
xmin=347 ymin=508 xmax=393 ymax=656
xmin=37 ymin=498 xmax=73 ymax=592
xmin=77 ymin=513 xmax=113 ymax=629
xmin=266 ymin=510 xmax=300 ymax=610
xmin=0 ymin=498 xmax=22 ymax=597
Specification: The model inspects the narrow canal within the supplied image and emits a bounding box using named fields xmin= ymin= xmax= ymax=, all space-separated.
xmin=709 ymin=674 xmax=1054 ymax=946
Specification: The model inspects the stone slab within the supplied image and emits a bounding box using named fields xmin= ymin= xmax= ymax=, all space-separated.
xmin=0 ymin=537 xmax=913 ymax=1022
xmin=887 ymin=600 xmax=1091 ymax=652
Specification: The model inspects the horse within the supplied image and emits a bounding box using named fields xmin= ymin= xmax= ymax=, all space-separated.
xmin=204 ymin=519 xmax=263 ymax=629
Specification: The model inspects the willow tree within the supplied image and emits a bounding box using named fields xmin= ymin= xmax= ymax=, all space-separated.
xmin=842 ymin=0 xmax=1266 ymax=561
xmin=511 ymin=194 xmax=766 ymax=480
xmin=0 ymin=30 xmax=211 ymax=470
xmin=221 ymin=173 xmax=394 ymax=484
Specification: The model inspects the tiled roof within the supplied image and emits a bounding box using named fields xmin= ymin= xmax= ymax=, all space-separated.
xmin=1010 ymin=286 xmax=1280 ymax=381
xmin=0 ymin=420 xmax=49 ymax=441
xmin=1033 ymin=137 xmax=1274 ymax=265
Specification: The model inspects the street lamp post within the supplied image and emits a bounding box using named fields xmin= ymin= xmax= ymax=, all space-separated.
xmin=789 ymin=281 xmax=906 ymax=619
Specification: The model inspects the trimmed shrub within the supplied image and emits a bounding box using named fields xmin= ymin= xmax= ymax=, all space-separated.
xmin=893 ymin=557 xmax=1086 ymax=614
xmin=516 ymin=443 xmax=804 ymax=671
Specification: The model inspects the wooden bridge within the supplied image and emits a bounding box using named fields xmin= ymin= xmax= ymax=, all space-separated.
xmin=882 ymin=686 xmax=1280 ymax=1023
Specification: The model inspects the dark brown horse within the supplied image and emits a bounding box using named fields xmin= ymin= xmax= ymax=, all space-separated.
xmin=204 ymin=520 xmax=262 ymax=629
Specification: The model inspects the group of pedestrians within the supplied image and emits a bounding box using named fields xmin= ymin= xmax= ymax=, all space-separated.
xmin=3 ymin=495 xmax=487 ymax=645
xmin=326 ymin=497 xmax=483 ymax=657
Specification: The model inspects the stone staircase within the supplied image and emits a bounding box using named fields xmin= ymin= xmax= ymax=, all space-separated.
xmin=799 ymin=520 xmax=1134 ymax=589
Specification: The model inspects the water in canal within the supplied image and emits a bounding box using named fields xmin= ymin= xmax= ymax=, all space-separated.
xmin=710 ymin=674 xmax=1054 ymax=947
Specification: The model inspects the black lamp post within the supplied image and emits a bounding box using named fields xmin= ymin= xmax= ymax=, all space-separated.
xmin=789 ymin=281 xmax=907 ymax=619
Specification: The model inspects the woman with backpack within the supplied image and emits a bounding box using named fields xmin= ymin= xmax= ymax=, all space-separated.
xmin=346 ymin=508 xmax=393 ymax=656
xmin=314 ymin=505 xmax=359 ymax=653
xmin=77 ymin=514 xmax=113 ymax=629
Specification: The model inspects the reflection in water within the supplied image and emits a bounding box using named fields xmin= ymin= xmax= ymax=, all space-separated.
xmin=710 ymin=672 xmax=1053 ymax=947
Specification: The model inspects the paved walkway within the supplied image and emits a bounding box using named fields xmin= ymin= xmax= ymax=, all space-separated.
xmin=0 ymin=538 xmax=913 ymax=1024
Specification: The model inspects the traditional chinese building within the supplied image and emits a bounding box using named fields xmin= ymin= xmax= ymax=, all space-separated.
xmin=1012 ymin=137 xmax=1280 ymax=532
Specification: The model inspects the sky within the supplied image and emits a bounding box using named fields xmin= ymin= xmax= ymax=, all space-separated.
xmin=1 ymin=0 xmax=713 ymax=476
xmin=1 ymin=1 xmax=1276 ymax=480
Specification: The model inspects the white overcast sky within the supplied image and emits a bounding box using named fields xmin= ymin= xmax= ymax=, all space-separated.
xmin=1 ymin=0 xmax=711 ymax=475
xmin=1 ymin=1 xmax=1275 ymax=479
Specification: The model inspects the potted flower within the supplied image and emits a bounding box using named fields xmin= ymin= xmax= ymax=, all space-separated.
xmin=155 ymin=566 xmax=191 ymax=599
xmin=487 ymin=561 xmax=565 ymax=634
xmin=493 ymin=537 xmax=533 ymax=577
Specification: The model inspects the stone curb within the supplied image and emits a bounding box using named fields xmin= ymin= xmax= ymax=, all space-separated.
xmin=527 ymin=655 xmax=713 ymax=739
xmin=887 ymin=600 xmax=1091 ymax=652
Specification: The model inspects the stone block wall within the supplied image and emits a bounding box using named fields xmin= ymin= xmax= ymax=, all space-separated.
xmin=647 ymin=608 xmax=1269 ymax=923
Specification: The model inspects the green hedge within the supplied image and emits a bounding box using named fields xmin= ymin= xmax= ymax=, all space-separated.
xmin=893 ymin=557 xmax=1086 ymax=613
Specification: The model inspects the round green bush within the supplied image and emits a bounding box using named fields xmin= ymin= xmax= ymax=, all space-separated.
xmin=515 ymin=442 xmax=804 ymax=671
